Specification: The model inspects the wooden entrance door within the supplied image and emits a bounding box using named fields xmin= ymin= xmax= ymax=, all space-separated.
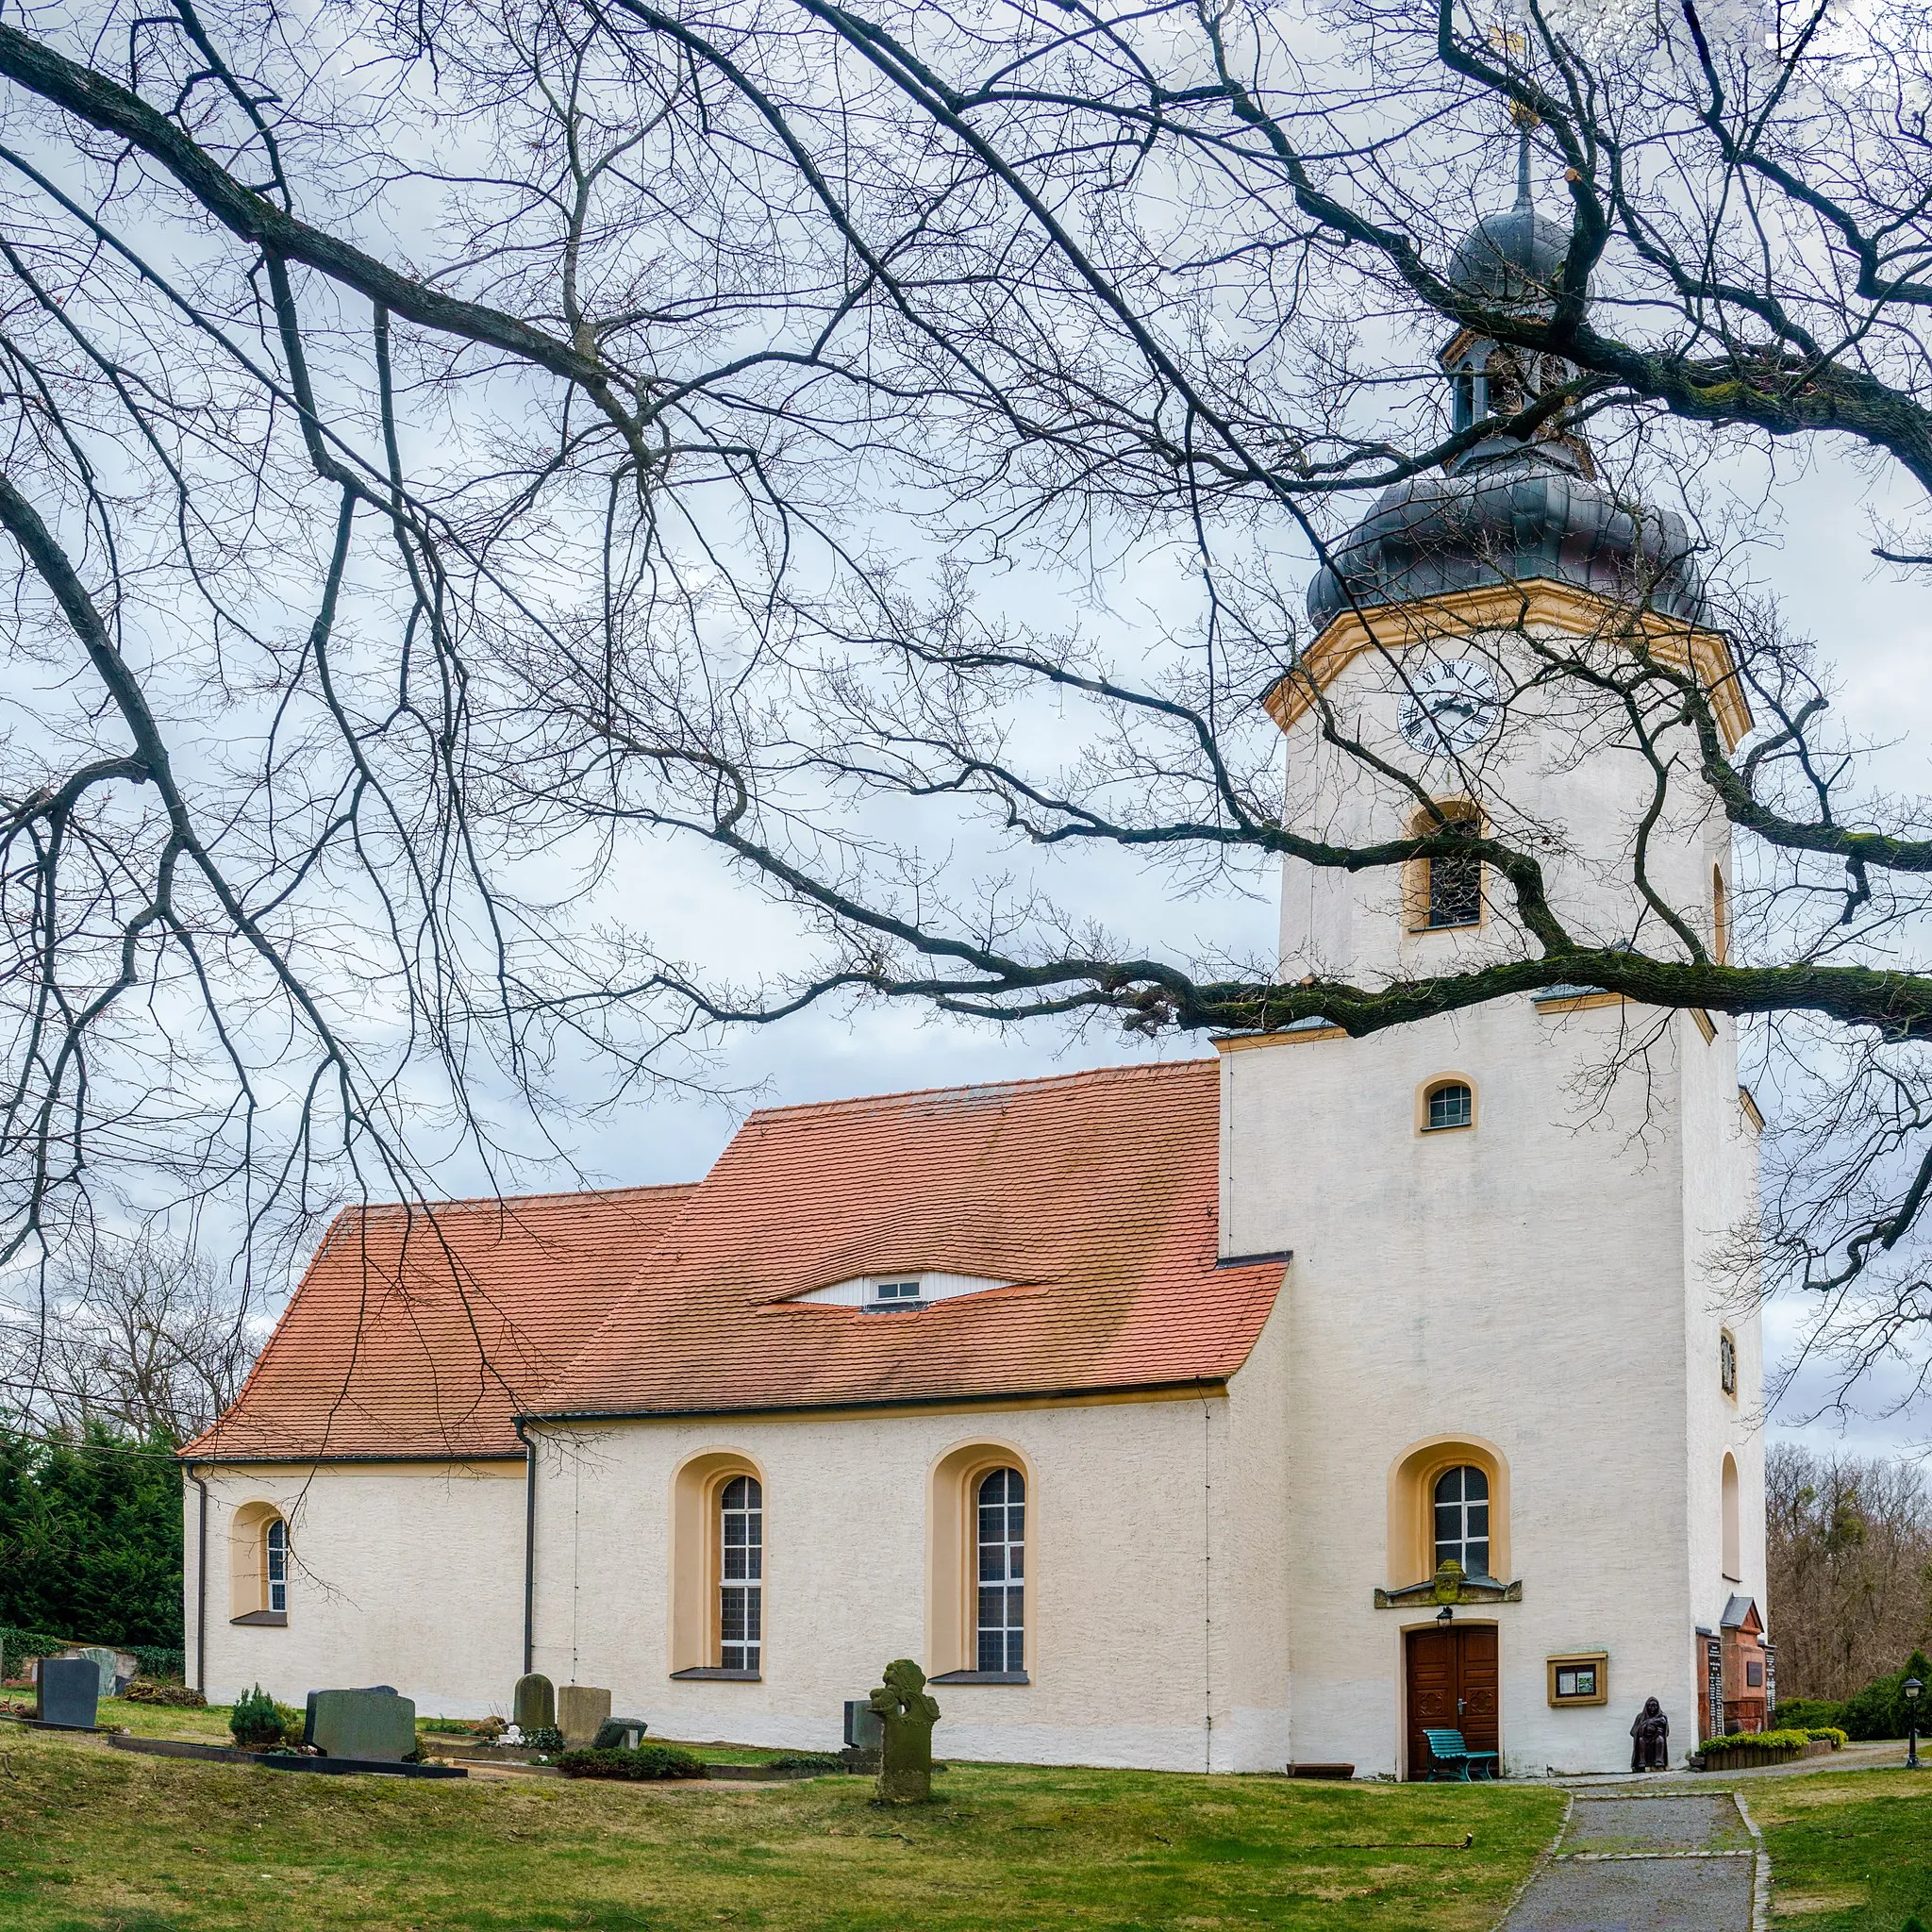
xmin=1405 ymin=1624 xmax=1499 ymax=1778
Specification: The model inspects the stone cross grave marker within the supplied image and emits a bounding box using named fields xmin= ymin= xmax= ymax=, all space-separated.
xmin=869 ymin=1658 xmax=941 ymax=1805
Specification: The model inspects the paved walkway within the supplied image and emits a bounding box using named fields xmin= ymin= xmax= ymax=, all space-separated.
xmin=1498 ymin=1790 xmax=1760 ymax=1932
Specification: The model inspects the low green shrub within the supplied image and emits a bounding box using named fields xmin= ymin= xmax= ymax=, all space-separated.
xmin=1805 ymin=1726 xmax=1849 ymax=1749
xmin=764 ymin=1751 xmax=846 ymax=1772
xmin=1773 ymin=1698 xmax=1845 ymax=1731
xmin=556 ymin=1744 xmax=708 ymax=1781
xmin=1697 ymin=1727 xmax=1810 ymax=1755
xmin=523 ymin=1724 xmax=565 ymax=1755
xmin=228 ymin=1684 xmax=285 ymax=1748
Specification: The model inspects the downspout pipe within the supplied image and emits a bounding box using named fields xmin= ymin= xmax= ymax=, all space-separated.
xmin=184 ymin=1461 xmax=209 ymax=1694
xmin=513 ymin=1417 xmax=536 ymax=1674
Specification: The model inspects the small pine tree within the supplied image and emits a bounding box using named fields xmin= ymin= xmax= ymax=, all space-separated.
xmin=228 ymin=1683 xmax=284 ymax=1748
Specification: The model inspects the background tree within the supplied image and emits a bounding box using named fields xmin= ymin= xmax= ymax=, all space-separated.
xmin=0 ymin=0 xmax=1924 ymax=1407
xmin=0 ymin=1233 xmax=260 ymax=1443
xmin=1767 ymin=1441 xmax=1932 ymax=1702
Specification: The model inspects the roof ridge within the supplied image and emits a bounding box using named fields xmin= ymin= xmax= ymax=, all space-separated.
xmin=338 ymin=1179 xmax=699 ymax=1218
xmin=741 ymin=1057 xmax=1214 ymax=1124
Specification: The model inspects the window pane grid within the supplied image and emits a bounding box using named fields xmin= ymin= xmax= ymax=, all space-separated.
xmin=974 ymin=1468 xmax=1024 ymax=1674
xmin=719 ymin=1474 xmax=762 ymax=1672
xmin=1432 ymin=1465 xmax=1492 ymax=1579
xmin=1425 ymin=1083 xmax=1473 ymax=1131
xmin=266 ymin=1519 xmax=287 ymax=1614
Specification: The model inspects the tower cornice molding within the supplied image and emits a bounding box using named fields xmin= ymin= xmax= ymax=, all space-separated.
xmin=1265 ymin=579 xmax=1753 ymax=751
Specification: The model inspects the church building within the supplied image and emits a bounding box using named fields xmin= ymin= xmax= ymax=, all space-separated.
xmin=181 ymin=175 xmax=1770 ymax=1779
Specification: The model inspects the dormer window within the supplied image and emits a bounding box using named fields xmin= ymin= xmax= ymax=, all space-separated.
xmin=791 ymin=1270 xmax=1015 ymax=1310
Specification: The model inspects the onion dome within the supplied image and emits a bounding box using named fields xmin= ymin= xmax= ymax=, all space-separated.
xmin=1445 ymin=135 xmax=1577 ymax=319
xmin=1305 ymin=436 xmax=1706 ymax=632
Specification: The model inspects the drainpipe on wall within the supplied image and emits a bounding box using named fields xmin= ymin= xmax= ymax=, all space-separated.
xmin=184 ymin=1461 xmax=209 ymax=1693
xmin=514 ymin=1418 xmax=537 ymax=1674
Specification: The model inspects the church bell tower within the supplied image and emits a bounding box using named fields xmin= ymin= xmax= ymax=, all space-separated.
xmin=1215 ymin=149 xmax=1768 ymax=1778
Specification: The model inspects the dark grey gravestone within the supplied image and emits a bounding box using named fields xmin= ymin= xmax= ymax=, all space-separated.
xmin=303 ymin=1685 xmax=395 ymax=1748
xmin=591 ymin=1718 xmax=649 ymax=1751
xmin=36 ymin=1657 xmax=99 ymax=1729
xmin=308 ymin=1689 xmax=415 ymax=1762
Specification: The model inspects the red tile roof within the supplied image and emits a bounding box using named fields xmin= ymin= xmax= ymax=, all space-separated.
xmin=180 ymin=1185 xmax=694 ymax=1461
xmin=189 ymin=1060 xmax=1286 ymax=1460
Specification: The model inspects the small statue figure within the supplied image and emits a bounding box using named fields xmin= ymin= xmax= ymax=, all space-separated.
xmin=869 ymin=1658 xmax=941 ymax=1804
xmin=1630 ymin=1696 xmax=1670 ymax=1772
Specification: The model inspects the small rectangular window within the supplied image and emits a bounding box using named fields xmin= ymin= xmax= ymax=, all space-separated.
xmin=872 ymin=1279 xmax=922 ymax=1305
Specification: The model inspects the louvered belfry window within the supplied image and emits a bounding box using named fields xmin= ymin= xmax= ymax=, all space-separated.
xmin=976 ymin=1467 xmax=1025 ymax=1673
xmin=720 ymin=1474 xmax=763 ymax=1672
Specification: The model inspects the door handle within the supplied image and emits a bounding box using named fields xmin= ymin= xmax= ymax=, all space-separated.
xmin=1457 ymin=1698 xmax=1466 ymax=1716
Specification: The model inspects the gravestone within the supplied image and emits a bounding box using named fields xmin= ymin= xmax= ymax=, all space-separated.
xmin=841 ymin=1698 xmax=884 ymax=1772
xmin=868 ymin=1658 xmax=941 ymax=1804
xmin=592 ymin=1717 xmax=650 ymax=1751
xmin=35 ymin=1657 xmax=100 ymax=1729
xmin=308 ymin=1688 xmax=416 ymax=1762
xmin=74 ymin=1647 xmax=119 ymax=1698
xmin=558 ymin=1684 xmax=611 ymax=1749
xmin=302 ymin=1685 xmax=395 ymax=1748
xmin=512 ymin=1672 xmax=555 ymax=1734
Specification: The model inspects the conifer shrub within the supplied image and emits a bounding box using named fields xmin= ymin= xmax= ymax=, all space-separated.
xmin=556 ymin=1744 xmax=707 ymax=1780
xmin=227 ymin=1684 xmax=285 ymax=1748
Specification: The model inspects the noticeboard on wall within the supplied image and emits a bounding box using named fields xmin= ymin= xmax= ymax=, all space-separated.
xmin=1546 ymin=1652 xmax=1609 ymax=1707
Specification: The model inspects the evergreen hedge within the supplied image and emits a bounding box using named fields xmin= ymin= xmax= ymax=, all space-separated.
xmin=0 ymin=1423 xmax=183 ymax=1658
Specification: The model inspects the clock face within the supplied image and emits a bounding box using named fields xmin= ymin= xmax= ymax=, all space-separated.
xmin=1397 ymin=658 xmax=1501 ymax=756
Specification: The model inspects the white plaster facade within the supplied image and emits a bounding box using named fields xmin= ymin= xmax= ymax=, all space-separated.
xmin=188 ymin=613 xmax=1766 ymax=1778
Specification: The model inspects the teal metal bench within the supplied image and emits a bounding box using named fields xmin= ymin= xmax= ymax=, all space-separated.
xmin=1422 ymin=1727 xmax=1498 ymax=1781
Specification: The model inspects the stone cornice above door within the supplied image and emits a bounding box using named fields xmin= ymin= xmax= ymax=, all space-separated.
xmin=1374 ymin=1558 xmax=1524 ymax=1608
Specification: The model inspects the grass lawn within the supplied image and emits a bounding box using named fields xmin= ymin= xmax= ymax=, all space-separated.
xmin=0 ymin=1724 xmax=1562 ymax=1932
xmin=1747 ymin=1765 xmax=1932 ymax=1929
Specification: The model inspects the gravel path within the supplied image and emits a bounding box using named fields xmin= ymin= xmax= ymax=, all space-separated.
xmin=1497 ymin=1790 xmax=1758 ymax=1932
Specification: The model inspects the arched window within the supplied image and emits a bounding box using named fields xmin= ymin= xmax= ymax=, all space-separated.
xmin=1433 ymin=1465 xmax=1491 ymax=1578
xmin=227 ymin=1499 xmax=289 ymax=1624
xmin=265 ymin=1517 xmax=288 ymax=1614
xmin=1410 ymin=804 xmax=1483 ymax=931
xmin=1721 ymin=1453 xmax=1741 ymax=1581
xmin=976 ymin=1468 xmax=1025 ymax=1674
xmin=719 ymin=1474 xmax=762 ymax=1673
xmin=1712 ymin=867 xmax=1730 ymax=965
xmin=1423 ymin=1079 xmax=1474 ymax=1132
xmin=1719 ymin=1330 xmax=1738 ymax=1397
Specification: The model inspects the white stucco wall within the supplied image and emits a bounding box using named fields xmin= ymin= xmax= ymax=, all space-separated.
xmin=1223 ymin=999 xmax=1728 ymax=1776
xmin=525 ymin=1389 xmax=1289 ymax=1772
xmin=187 ymin=1460 xmax=526 ymax=1713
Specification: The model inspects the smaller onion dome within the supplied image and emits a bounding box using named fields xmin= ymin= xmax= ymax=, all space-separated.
xmin=1305 ymin=437 xmax=1705 ymax=633
xmin=1444 ymin=135 xmax=1578 ymax=319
